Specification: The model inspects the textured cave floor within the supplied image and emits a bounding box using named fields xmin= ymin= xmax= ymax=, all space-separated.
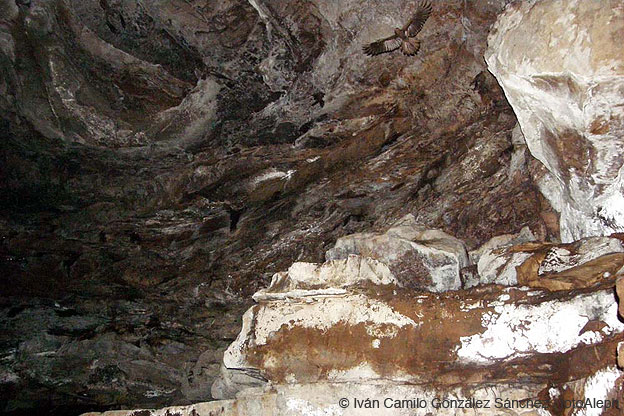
xmin=0 ymin=0 xmax=559 ymax=414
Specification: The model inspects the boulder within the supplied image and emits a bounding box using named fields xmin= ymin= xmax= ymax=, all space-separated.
xmin=326 ymin=214 xmax=468 ymax=292
xmin=486 ymin=0 xmax=624 ymax=241
xmin=254 ymin=255 xmax=398 ymax=300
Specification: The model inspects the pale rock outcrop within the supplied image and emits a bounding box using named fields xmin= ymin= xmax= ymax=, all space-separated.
xmin=326 ymin=214 xmax=468 ymax=292
xmin=486 ymin=0 xmax=624 ymax=241
xmin=468 ymin=225 xmax=535 ymax=267
xmin=254 ymin=255 xmax=398 ymax=300
xmin=210 ymin=256 xmax=400 ymax=400
xmin=88 ymin=241 xmax=624 ymax=415
xmin=552 ymin=366 xmax=624 ymax=415
xmin=477 ymin=236 xmax=624 ymax=290
xmin=212 ymin=251 xmax=624 ymax=397
xmin=210 ymin=363 xmax=266 ymax=405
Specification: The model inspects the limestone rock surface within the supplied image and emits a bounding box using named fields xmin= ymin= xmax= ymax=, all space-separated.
xmin=477 ymin=236 xmax=624 ymax=290
xmin=326 ymin=214 xmax=468 ymax=292
xmin=211 ymin=245 xmax=624 ymax=400
xmin=486 ymin=0 xmax=624 ymax=241
xmin=468 ymin=225 xmax=536 ymax=267
xmin=6 ymin=0 xmax=623 ymax=413
xmin=75 ymin=1 xmax=624 ymax=414
xmin=256 ymin=255 xmax=398 ymax=299
xmin=83 ymin=232 xmax=624 ymax=415
xmin=2 ymin=0 xmax=542 ymax=411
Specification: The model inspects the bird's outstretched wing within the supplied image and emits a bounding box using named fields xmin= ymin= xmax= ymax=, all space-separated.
xmin=363 ymin=35 xmax=402 ymax=56
xmin=404 ymin=0 xmax=432 ymax=37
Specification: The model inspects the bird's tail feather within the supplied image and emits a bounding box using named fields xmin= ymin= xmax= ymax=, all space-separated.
xmin=401 ymin=39 xmax=420 ymax=56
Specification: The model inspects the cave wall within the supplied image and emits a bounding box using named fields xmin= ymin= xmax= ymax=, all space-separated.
xmin=486 ymin=0 xmax=624 ymax=242
xmin=0 ymin=0 xmax=580 ymax=414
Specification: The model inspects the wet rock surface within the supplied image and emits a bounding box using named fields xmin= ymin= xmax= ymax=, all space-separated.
xmin=1 ymin=0 xmax=622 ymax=414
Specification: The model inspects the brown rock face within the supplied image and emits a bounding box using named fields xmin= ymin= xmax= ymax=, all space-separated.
xmin=476 ymin=236 xmax=624 ymax=291
xmin=617 ymin=276 xmax=624 ymax=325
xmin=234 ymin=286 xmax=623 ymax=386
xmin=0 ymin=0 xmax=564 ymax=414
xmin=206 ymin=233 xmax=624 ymax=414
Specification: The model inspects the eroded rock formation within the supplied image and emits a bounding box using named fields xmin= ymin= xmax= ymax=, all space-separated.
xmin=82 ymin=216 xmax=624 ymax=415
xmin=2 ymin=0 xmax=624 ymax=415
xmin=217 ymin=245 xmax=623 ymax=389
xmin=486 ymin=0 xmax=624 ymax=241
xmin=325 ymin=214 xmax=469 ymax=292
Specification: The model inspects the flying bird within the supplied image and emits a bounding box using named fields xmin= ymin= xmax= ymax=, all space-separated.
xmin=363 ymin=0 xmax=432 ymax=56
